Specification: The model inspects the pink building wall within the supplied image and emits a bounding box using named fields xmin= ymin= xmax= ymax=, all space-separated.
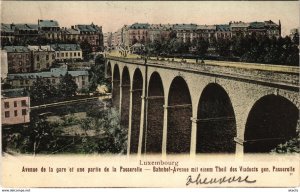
xmin=1 ymin=96 xmax=30 ymax=125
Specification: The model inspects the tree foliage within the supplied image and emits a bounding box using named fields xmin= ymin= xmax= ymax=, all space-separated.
xmin=30 ymin=73 xmax=78 ymax=103
xmin=58 ymin=73 xmax=78 ymax=98
xmin=88 ymin=54 xmax=109 ymax=92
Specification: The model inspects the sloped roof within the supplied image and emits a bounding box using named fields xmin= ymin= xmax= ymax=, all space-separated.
xmin=3 ymin=46 xmax=30 ymax=53
xmin=173 ymin=23 xmax=198 ymax=30
xmin=216 ymin=24 xmax=230 ymax=31
xmin=249 ymin=22 xmax=265 ymax=29
xmin=50 ymin=44 xmax=82 ymax=51
xmin=75 ymin=24 xmax=101 ymax=32
xmin=14 ymin=24 xmax=39 ymax=30
xmin=1 ymin=88 xmax=28 ymax=98
xmin=7 ymin=68 xmax=88 ymax=80
xmin=38 ymin=19 xmax=59 ymax=28
xmin=27 ymin=45 xmax=55 ymax=52
xmin=197 ymin=25 xmax=217 ymax=30
xmin=230 ymin=22 xmax=250 ymax=28
xmin=65 ymin=28 xmax=80 ymax=34
xmin=1 ymin=23 xmax=14 ymax=33
xmin=129 ymin=23 xmax=150 ymax=29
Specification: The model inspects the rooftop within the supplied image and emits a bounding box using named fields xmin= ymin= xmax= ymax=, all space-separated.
xmin=197 ymin=25 xmax=217 ymax=30
xmin=50 ymin=44 xmax=82 ymax=51
xmin=27 ymin=45 xmax=54 ymax=52
xmin=173 ymin=23 xmax=198 ymax=30
xmin=14 ymin=24 xmax=39 ymax=31
xmin=216 ymin=24 xmax=230 ymax=31
xmin=1 ymin=23 xmax=14 ymax=33
xmin=38 ymin=19 xmax=59 ymax=28
xmin=75 ymin=23 xmax=102 ymax=32
xmin=3 ymin=46 xmax=30 ymax=53
xmin=7 ymin=67 xmax=88 ymax=80
xmin=129 ymin=23 xmax=150 ymax=29
xmin=1 ymin=88 xmax=28 ymax=98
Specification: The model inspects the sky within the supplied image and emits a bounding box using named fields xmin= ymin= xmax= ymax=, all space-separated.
xmin=1 ymin=1 xmax=299 ymax=36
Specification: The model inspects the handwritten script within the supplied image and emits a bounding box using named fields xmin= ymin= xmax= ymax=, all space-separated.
xmin=186 ymin=174 xmax=256 ymax=186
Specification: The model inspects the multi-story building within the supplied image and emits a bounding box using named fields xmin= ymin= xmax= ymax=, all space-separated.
xmin=229 ymin=20 xmax=281 ymax=38
xmin=128 ymin=23 xmax=150 ymax=46
xmin=7 ymin=66 xmax=89 ymax=91
xmin=196 ymin=25 xmax=216 ymax=42
xmin=121 ymin=25 xmax=130 ymax=48
xmin=38 ymin=19 xmax=60 ymax=32
xmin=290 ymin=28 xmax=299 ymax=42
xmin=50 ymin=44 xmax=82 ymax=61
xmin=28 ymin=45 xmax=56 ymax=71
xmin=13 ymin=23 xmax=40 ymax=42
xmin=67 ymin=23 xmax=103 ymax=51
xmin=1 ymin=50 xmax=8 ymax=81
xmin=3 ymin=46 xmax=32 ymax=73
xmin=38 ymin=19 xmax=61 ymax=41
xmin=173 ymin=23 xmax=198 ymax=43
xmin=215 ymin=25 xmax=231 ymax=40
xmin=1 ymin=88 xmax=30 ymax=125
xmin=229 ymin=21 xmax=250 ymax=37
xmin=264 ymin=20 xmax=281 ymax=38
xmin=111 ymin=28 xmax=123 ymax=48
xmin=1 ymin=23 xmax=15 ymax=45
xmin=103 ymin=32 xmax=112 ymax=49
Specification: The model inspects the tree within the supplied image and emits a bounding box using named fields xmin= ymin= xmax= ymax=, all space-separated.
xmin=80 ymin=39 xmax=93 ymax=60
xmin=58 ymin=73 xmax=78 ymax=98
xmin=30 ymin=77 xmax=57 ymax=103
xmin=215 ymin=38 xmax=231 ymax=57
xmin=4 ymin=116 xmax=62 ymax=154
xmin=194 ymin=37 xmax=209 ymax=56
xmin=88 ymin=55 xmax=108 ymax=92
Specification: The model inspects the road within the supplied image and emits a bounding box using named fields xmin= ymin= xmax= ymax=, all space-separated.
xmin=30 ymin=94 xmax=111 ymax=110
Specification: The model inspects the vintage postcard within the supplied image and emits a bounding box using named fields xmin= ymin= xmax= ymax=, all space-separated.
xmin=0 ymin=1 xmax=299 ymax=189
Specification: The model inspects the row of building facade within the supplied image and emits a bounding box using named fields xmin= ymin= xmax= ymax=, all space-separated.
xmin=1 ymin=44 xmax=83 ymax=76
xmin=104 ymin=20 xmax=282 ymax=49
xmin=1 ymin=19 xmax=104 ymax=51
xmin=6 ymin=65 xmax=89 ymax=91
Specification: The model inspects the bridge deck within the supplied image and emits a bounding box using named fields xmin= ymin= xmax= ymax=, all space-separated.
xmin=107 ymin=54 xmax=299 ymax=89
xmin=106 ymin=51 xmax=299 ymax=73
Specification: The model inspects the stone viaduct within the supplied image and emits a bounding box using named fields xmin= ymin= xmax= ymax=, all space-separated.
xmin=105 ymin=55 xmax=299 ymax=156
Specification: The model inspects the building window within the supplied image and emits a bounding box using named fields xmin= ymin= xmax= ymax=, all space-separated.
xmin=56 ymin=53 xmax=59 ymax=57
xmin=46 ymin=55 xmax=49 ymax=60
xmin=74 ymin=52 xmax=77 ymax=56
xmin=61 ymin=53 xmax=64 ymax=57
xmin=66 ymin=53 xmax=68 ymax=57
xmin=5 ymin=111 xmax=10 ymax=118
xmin=52 ymin=79 xmax=56 ymax=84
xmin=21 ymin=100 xmax=27 ymax=106
xmin=25 ymin=80 xmax=29 ymax=84
xmin=70 ymin=52 xmax=72 ymax=57
xmin=14 ymin=110 xmax=18 ymax=117
xmin=78 ymin=52 xmax=80 ymax=57
xmin=18 ymin=54 xmax=22 ymax=59
xmin=4 ymin=102 xmax=9 ymax=108
xmin=22 ymin=109 xmax=27 ymax=115
xmin=37 ymin=55 xmax=40 ymax=61
xmin=19 ymin=61 xmax=22 ymax=66
xmin=52 ymin=54 xmax=55 ymax=60
xmin=14 ymin=101 xmax=17 ymax=107
xmin=20 ymin=80 xmax=24 ymax=85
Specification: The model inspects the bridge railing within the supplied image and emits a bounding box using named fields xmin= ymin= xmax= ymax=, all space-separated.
xmin=106 ymin=55 xmax=299 ymax=88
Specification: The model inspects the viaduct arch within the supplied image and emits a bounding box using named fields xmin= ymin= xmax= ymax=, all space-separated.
xmin=106 ymin=57 xmax=299 ymax=156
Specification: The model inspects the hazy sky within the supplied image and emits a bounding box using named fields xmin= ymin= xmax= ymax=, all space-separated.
xmin=1 ymin=1 xmax=299 ymax=35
